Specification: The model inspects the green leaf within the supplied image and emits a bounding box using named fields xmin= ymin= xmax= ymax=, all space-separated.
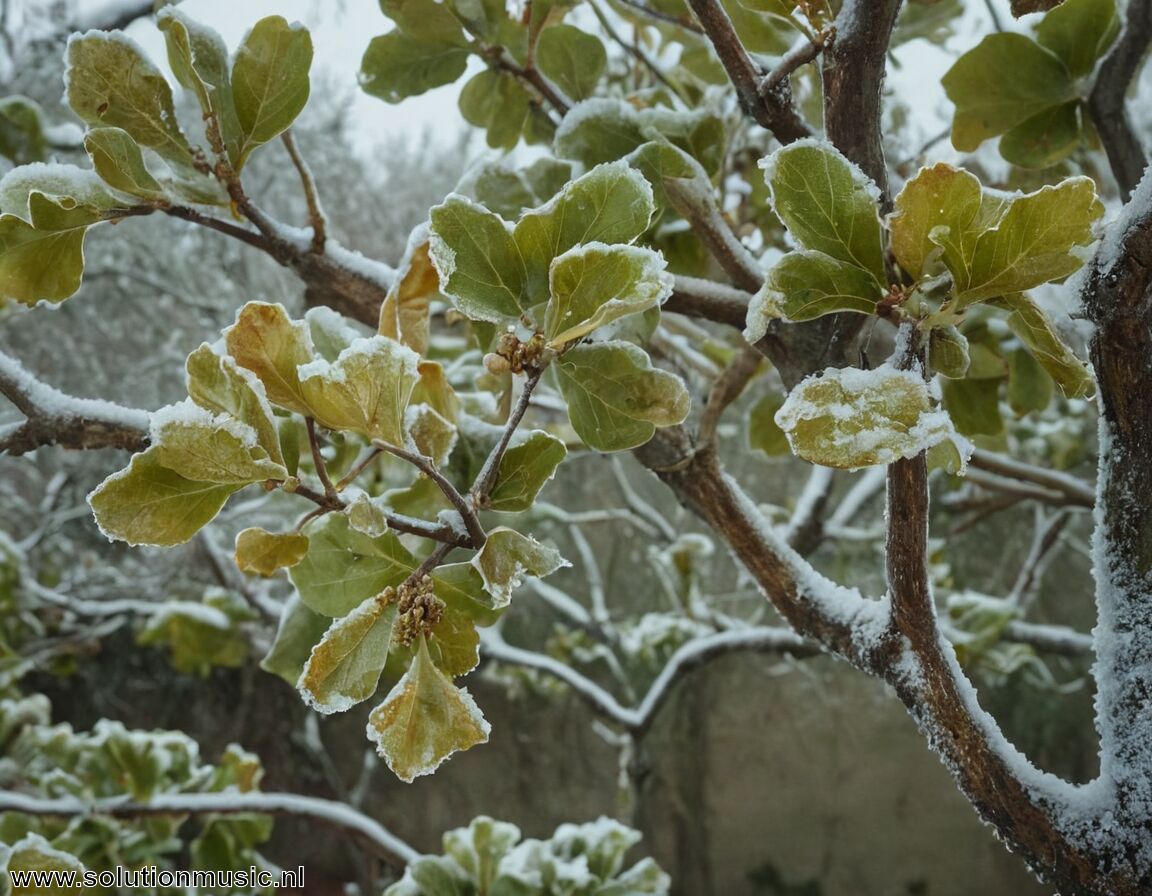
xmin=1036 ymin=0 xmax=1118 ymax=79
xmin=472 ymin=527 xmax=568 ymax=607
xmin=0 ymin=96 xmax=47 ymax=165
xmin=158 ymin=7 xmax=242 ymax=166
xmin=65 ymin=31 xmax=192 ymax=164
xmin=746 ymin=250 xmax=882 ymax=337
xmin=928 ymin=326 xmax=971 ymax=379
xmin=0 ymin=215 xmax=88 ymax=305
xmin=428 ymin=194 xmax=528 ymax=323
xmin=889 ymin=164 xmax=1103 ymax=303
xmin=290 ymin=513 xmax=416 ymax=616
xmin=298 ymin=335 xmax=421 ymax=443
xmin=367 ymin=636 xmax=490 ymax=782
xmin=941 ymin=376 xmax=1003 ymax=436
xmin=231 ymin=16 xmax=313 ymax=167
xmin=487 ymin=430 xmax=567 ymax=512
xmin=761 ymin=140 xmax=886 ymax=283
xmin=298 ymin=593 xmax=397 ymax=713
xmin=776 ymin=366 xmax=958 ymax=469
xmin=186 ymin=343 xmax=284 ymax=466
xmin=88 ymin=446 xmax=239 ymax=547
xmin=224 ymin=301 xmax=315 ymax=414
xmin=544 ymin=242 xmax=672 ymax=347
xmin=83 ymin=127 xmax=166 ymax=200
xmin=999 ymin=101 xmax=1081 ymax=170
xmin=1007 ymin=346 xmax=1053 ymax=415
xmin=4 ymin=834 xmax=86 ymax=895
xmin=433 ymin=562 xmax=505 ymax=625
xmin=942 ymin=34 xmax=1074 ymax=152
xmin=407 ymin=404 xmax=458 ymax=466
xmin=261 ymin=594 xmax=332 ymax=685
xmin=137 ymin=588 xmax=252 ymax=676
xmin=150 ymin=399 xmax=287 ymax=484
xmin=360 ymin=31 xmax=471 ymax=103
xmin=514 ymin=160 xmax=655 ymax=304
xmin=536 ymin=25 xmax=606 ymax=102
xmin=951 ymin=177 xmax=1102 ymax=304
xmin=990 ymin=293 xmax=1095 ymax=398
xmin=427 ymin=601 xmax=481 ymax=677
xmin=235 ymin=527 xmax=309 ymax=577
xmin=458 ymin=69 xmax=534 ymax=150
xmin=556 ymin=341 xmax=691 ymax=452
xmin=747 ymin=392 xmax=789 ymax=456
xmin=381 ymin=0 xmax=470 ymax=43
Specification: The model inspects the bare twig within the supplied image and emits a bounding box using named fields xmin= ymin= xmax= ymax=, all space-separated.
xmin=281 ymin=130 xmax=329 ymax=253
xmin=305 ymin=417 xmax=339 ymax=502
xmin=697 ymin=346 xmax=763 ymax=444
xmin=682 ymin=0 xmax=812 ymax=141
xmin=761 ymin=29 xmax=832 ymax=94
xmin=374 ymin=441 xmax=487 ymax=547
xmin=968 ymin=450 xmax=1095 ymax=509
xmin=611 ymin=0 xmax=704 ymax=34
xmin=471 ymin=370 xmax=543 ymax=505
xmin=1087 ymin=0 xmax=1152 ymax=199
xmin=0 ymin=790 xmax=419 ymax=870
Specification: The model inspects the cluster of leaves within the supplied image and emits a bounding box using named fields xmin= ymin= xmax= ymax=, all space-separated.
xmin=0 ymin=8 xmax=312 ymax=305
xmin=386 ymin=815 xmax=669 ymax=896
xmin=0 ymin=692 xmax=271 ymax=892
xmin=744 ymin=139 xmax=1100 ymax=470
xmin=943 ymin=0 xmax=1118 ymax=169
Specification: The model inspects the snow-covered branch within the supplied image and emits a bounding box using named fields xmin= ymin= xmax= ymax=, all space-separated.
xmin=481 ymin=624 xmax=814 ymax=735
xmin=0 ymin=790 xmax=420 ymax=869
xmin=0 ymin=349 xmax=149 ymax=455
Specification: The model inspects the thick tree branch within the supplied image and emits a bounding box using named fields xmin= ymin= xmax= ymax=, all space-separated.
xmin=821 ymin=0 xmax=903 ymax=207
xmin=1079 ymin=164 xmax=1152 ymax=885
xmin=663 ymin=276 xmax=751 ymax=328
xmin=0 ymin=790 xmax=419 ymax=870
xmin=682 ymin=0 xmax=811 ymax=141
xmin=1087 ymin=0 xmax=1152 ymax=200
xmin=967 ymin=450 xmax=1095 ymax=509
xmin=0 ymin=350 xmax=149 ymax=455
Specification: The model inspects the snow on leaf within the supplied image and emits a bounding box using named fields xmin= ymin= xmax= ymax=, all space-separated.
xmin=544 ymin=241 xmax=672 ymax=348
xmin=225 ymin=302 xmax=316 ymax=415
xmin=3 ymin=833 xmax=85 ymax=893
xmin=367 ymin=637 xmax=490 ymax=782
xmin=65 ymin=30 xmax=193 ymax=164
xmin=150 ymin=398 xmax=287 ymax=484
xmin=513 ymin=160 xmax=655 ymax=305
xmin=776 ymin=365 xmax=959 ymax=469
xmin=260 ymin=594 xmax=331 ymax=685
xmin=428 ymin=193 xmax=528 ymax=324
xmin=298 ymin=335 xmax=421 ymax=444
xmin=88 ymin=446 xmax=240 ymax=547
xmin=185 ymin=343 xmax=284 ymax=466
xmin=234 ymin=527 xmax=309 ymax=577
xmin=298 ymin=592 xmax=397 ymax=714
xmin=471 ymin=527 xmax=569 ymax=608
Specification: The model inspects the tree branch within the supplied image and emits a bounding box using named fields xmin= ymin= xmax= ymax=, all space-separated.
xmin=374 ymin=441 xmax=487 ymax=547
xmin=1087 ymin=0 xmax=1152 ymax=200
xmin=0 ymin=350 xmax=149 ymax=455
xmin=282 ymin=130 xmax=329 ymax=253
xmin=663 ymin=276 xmax=751 ymax=329
xmin=968 ymin=449 xmax=1095 ymax=509
xmin=821 ymin=0 xmax=903 ymax=207
xmin=471 ymin=370 xmax=543 ymax=505
xmin=682 ymin=0 xmax=811 ymax=141
xmin=0 ymin=790 xmax=419 ymax=870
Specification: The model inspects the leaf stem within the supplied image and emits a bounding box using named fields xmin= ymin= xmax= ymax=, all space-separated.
xmin=305 ymin=417 xmax=339 ymax=502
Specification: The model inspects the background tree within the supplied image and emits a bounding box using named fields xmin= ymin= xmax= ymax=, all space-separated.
xmin=0 ymin=0 xmax=1150 ymax=894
